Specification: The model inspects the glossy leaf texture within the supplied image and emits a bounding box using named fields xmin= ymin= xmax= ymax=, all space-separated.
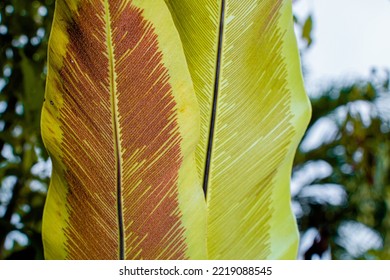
xmin=165 ymin=0 xmax=311 ymax=259
xmin=41 ymin=0 xmax=207 ymax=259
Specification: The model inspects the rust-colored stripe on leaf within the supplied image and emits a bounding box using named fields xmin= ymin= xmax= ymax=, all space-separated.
xmin=59 ymin=0 xmax=117 ymax=259
xmin=109 ymin=1 xmax=187 ymax=259
xmin=58 ymin=0 xmax=187 ymax=259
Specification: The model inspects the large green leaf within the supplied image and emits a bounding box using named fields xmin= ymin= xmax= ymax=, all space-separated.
xmin=41 ymin=0 xmax=206 ymax=260
xmin=165 ymin=0 xmax=311 ymax=259
xmin=41 ymin=0 xmax=310 ymax=260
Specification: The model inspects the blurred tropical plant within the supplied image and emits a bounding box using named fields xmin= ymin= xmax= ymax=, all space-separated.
xmin=0 ymin=0 xmax=54 ymax=259
xmin=292 ymin=1 xmax=390 ymax=259
xmin=293 ymin=71 xmax=390 ymax=259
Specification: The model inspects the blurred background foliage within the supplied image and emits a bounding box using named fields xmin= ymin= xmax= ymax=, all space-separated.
xmin=293 ymin=3 xmax=390 ymax=259
xmin=0 ymin=0 xmax=54 ymax=259
xmin=0 ymin=0 xmax=389 ymax=259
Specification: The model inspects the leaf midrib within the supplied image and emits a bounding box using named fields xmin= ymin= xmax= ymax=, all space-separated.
xmin=104 ymin=0 xmax=125 ymax=260
xmin=203 ymin=0 xmax=226 ymax=198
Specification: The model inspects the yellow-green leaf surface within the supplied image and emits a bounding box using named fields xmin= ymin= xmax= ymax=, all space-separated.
xmin=41 ymin=0 xmax=207 ymax=259
xmin=166 ymin=0 xmax=311 ymax=259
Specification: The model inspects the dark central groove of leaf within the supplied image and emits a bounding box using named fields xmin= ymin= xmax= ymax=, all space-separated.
xmin=105 ymin=1 xmax=125 ymax=260
xmin=203 ymin=0 xmax=225 ymax=197
xmin=117 ymin=150 xmax=124 ymax=260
